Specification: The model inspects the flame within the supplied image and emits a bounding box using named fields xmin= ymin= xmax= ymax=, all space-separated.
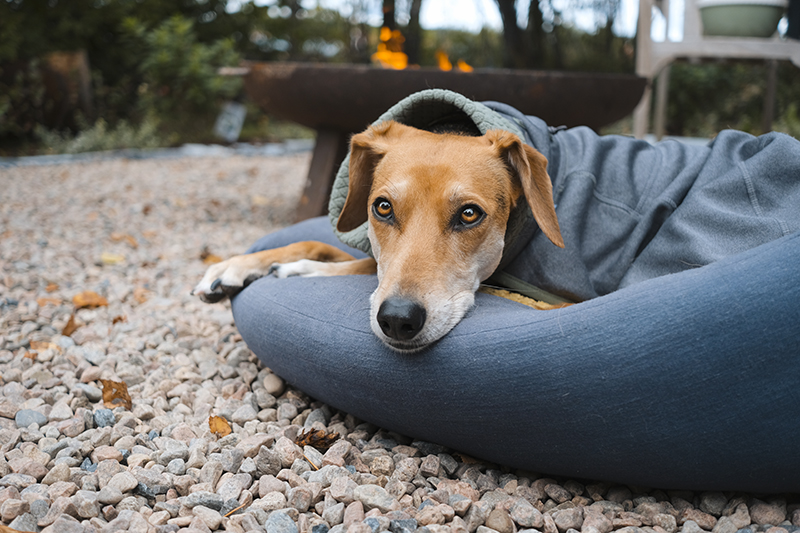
xmin=372 ymin=26 xmax=408 ymax=70
xmin=435 ymin=51 xmax=452 ymax=71
xmin=372 ymin=29 xmax=473 ymax=72
xmin=456 ymin=59 xmax=474 ymax=72
xmin=435 ymin=50 xmax=473 ymax=72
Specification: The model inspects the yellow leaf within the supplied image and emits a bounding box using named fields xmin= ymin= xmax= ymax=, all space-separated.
xmin=101 ymin=252 xmax=125 ymax=265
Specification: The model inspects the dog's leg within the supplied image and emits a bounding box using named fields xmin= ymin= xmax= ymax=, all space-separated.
xmin=193 ymin=241 xmax=375 ymax=303
xmin=271 ymin=257 xmax=377 ymax=278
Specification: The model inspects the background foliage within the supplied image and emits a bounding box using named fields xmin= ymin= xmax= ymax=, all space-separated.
xmin=1 ymin=0 xmax=798 ymax=155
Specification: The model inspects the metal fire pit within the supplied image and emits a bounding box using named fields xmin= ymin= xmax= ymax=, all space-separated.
xmin=240 ymin=61 xmax=646 ymax=220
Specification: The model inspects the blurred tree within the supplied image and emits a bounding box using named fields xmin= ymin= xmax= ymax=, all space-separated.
xmin=492 ymin=0 xmax=626 ymax=70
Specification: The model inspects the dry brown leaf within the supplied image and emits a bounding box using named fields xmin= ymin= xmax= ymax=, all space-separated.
xmin=133 ymin=287 xmax=150 ymax=304
xmin=295 ymin=428 xmax=340 ymax=451
xmin=30 ymin=340 xmax=61 ymax=353
xmin=200 ymin=246 xmax=223 ymax=265
xmin=62 ymin=313 xmax=79 ymax=336
xmin=110 ymin=232 xmax=139 ymax=249
xmin=36 ymin=296 xmax=61 ymax=307
xmin=112 ymin=315 xmax=127 ymax=324
xmin=73 ymin=290 xmax=108 ymax=309
xmin=100 ymin=379 xmax=132 ymax=410
xmin=209 ymin=415 xmax=232 ymax=437
xmin=45 ymin=282 xmax=59 ymax=292
xmin=455 ymin=453 xmax=479 ymax=464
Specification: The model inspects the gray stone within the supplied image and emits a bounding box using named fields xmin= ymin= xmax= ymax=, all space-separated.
xmin=183 ymin=490 xmax=224 ymax=511
xmin=15 ymin=409 xmax=47 ymax=428
xmin=74 ymin=383 xmax=103 ymax=403
xmin=700 ymin=493 xmax=728 ymax=517
xmin=93 ymin=409 xmax=115 ymax=428
xmin=8 ymin=512 xmax=40 ymax=533
xmin=324 ymin=502 xmax=346 ymax=526
xmin=267 ymin=510 xmax=300 ymax=533
xmin=354 ymin=484 xmax=400 ymax=513
xmin=167 ymin=458 xmax=186 ymax=475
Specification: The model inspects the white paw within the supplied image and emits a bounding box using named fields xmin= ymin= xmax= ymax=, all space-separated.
xmin=192 ymin=256 xmax=263 ymax=303
xmin=271 ymin=259 xmax=327 ymax=278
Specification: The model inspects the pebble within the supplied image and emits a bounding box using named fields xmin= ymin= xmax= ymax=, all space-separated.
xmin=93 ymin=409 xmax=115 ymax=428
xmin=14 ymin=409 xmax=47 ymax=428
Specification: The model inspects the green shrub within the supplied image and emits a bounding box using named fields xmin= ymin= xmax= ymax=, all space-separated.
xmin=35 ymin=115 xmax=167 ymax=154
xmin=125 ymin=15 xmax=242 ymax=118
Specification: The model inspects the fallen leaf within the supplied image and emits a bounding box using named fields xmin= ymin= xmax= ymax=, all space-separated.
xmin=36 ymin=296 xmax=61 ymax=307
xmin=62 ymin=313 xmax=79 ymax=336
xmin=294 ymin=428 xmax=340 ymax=451
xmin=45 ymin=282 xmax=59 ymax=292
xmin=133 ymin=287 xmax=150 ymax=304
xmin=110 ymin=232 xmax=139 ymax=249
xmin=455 ymin=453 xmax=479 ymax=464
xmin=101 ymin=252 xmax=125 ymax=265
xmin=200 ymin=246 xmax=223 ymax=265
xmin=30 ymin=340 xmax=61 ymax=353
xmin=209 ymin=415 xmax=232 ymax=437
xmin=100 ymin=379 xmax=132 ymax=410
xmin=112 ymin=315 xmax=127 ymax=324
xmin=73 ymin=291 xmax=108 ymax=309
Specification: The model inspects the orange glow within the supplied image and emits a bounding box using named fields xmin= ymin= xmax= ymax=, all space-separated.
xmin=457 ymin=59 xmax=473 ymax=72
xmin=435 ymin=50 xmax=452 ymax=71
xmin=372 ymin=26 xmax=408 ymax=70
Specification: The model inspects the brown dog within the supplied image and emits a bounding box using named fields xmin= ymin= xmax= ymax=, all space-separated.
xmin=194 ymin=120 xmax=564 ymax=351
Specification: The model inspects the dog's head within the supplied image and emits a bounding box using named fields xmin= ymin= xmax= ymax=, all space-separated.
xmin=337 ymin=121 xmax=564 ymax=351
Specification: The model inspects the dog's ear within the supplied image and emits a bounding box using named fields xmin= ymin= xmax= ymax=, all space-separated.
xmin=336 ymin=121 xmax=398 ymax=232
xmin=486 ymin=130 xmax=565 ymax=248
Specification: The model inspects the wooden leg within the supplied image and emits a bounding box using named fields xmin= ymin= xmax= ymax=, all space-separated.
xmin=654 ymin=65 xmax=671 ymax=141
xmin=295 ymin=129 xmax=350 ymax=222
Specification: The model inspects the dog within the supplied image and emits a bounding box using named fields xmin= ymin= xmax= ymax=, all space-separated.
xmin=193 ymin=120 xmax=564 ymax=351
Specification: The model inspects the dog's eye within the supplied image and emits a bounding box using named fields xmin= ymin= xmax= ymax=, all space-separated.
xmin=459 ymin=205 xmax=484 ymax=226
xmin=372 ymin=198 xmax=394 ymax=220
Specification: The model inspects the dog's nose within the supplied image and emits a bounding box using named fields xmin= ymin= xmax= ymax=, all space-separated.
xmin=377 ymin=297 xmax=426 ymax=341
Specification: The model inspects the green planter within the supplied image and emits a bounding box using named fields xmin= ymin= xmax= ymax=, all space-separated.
xmin=698 ymin=0 xmax=788 ymax=37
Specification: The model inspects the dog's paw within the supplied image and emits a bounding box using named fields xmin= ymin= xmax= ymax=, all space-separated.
xmin=270 ymin=259 xmax=327 ymax=278
xmin=192 ymin=256 xmax=263 ymax=303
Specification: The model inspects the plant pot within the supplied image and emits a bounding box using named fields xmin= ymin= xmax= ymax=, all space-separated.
xmin=698 ymin=0 xmax=788 ymax=37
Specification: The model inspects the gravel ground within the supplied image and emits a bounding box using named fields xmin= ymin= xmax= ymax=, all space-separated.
xmin=1 ymin=151 xmax=799 ymax=533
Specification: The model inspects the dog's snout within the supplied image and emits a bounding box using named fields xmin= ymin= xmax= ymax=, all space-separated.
xmin=377 ymin=297 xmax=426 ymax=341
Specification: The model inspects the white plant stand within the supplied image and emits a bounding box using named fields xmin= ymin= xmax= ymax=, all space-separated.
xmin=633 ymin=0 xmax=800 ymax=138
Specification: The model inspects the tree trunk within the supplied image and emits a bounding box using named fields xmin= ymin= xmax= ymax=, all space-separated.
xmin=383 ymin=0 xmax=396 ymax=30
xmin=526 ymin=0 xmax=545 ymax=67
xmin=405 ymin=0 xmax=423 ymax=65
xmin=494 ymin=0 xmax=527 ymax=68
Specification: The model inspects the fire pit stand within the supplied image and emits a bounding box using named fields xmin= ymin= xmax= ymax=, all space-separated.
xmin=240 ymin=62 xmax=647 ymax=221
